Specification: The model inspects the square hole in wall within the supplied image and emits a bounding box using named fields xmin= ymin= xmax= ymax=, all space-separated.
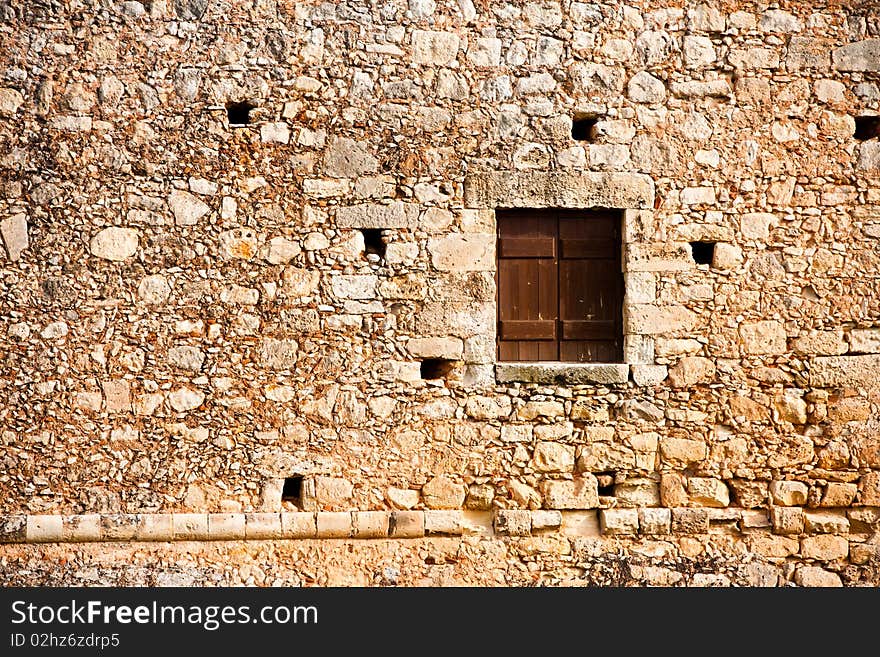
xmin=281 ymin=476 xmax=303 ymax=505
xmin=690 ymin=241 xmax=716 ymax=265
xmin=361 ymin=228 xmax=386 ymax=261
xmin=226 ymin=100 xmax=256 ymax=126
xmin=596 ymin=473 xmax=615 ymax=497
xmin=854 ymin=115 xmax=880 ymax=141
xmin=571 ymin=114 xmax=599 ymax=141
xmin=420 ymin=358 xmax=455 ymax=380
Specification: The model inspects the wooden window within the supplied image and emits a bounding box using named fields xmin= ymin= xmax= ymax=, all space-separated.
xmin=496 ymin=208 xmax=623 ymax=363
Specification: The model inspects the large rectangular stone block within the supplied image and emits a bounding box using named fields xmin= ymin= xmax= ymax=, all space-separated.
xmin=810 ymin=355 xmax=880 ymax=387
xmin=464 ymin=171 xmax=654 ymax=209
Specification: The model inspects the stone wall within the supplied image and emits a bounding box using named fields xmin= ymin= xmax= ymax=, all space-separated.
xmin=2 ymin=0 xmax=880 ymax=586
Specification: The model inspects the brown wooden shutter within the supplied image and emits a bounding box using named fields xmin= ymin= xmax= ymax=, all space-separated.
xmin=496 ymin=208 xmax=623 ymax=363
xmin=497 ymin=210 xmax=558 ymax=361
xmin=557 ymin=209 xmax=623 ymax=362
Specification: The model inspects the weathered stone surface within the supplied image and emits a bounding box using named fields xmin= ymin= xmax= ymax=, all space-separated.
xmin=257 ymin=338 xmax=298 ymax=370
xmin=638 ymin=508 xmax=671 ymax=534
xmin=671 ymin=508 xmax=709 ymax=534
xmin=659 ymin=437 xmax=707 ymax=465
xmin=795 ymin=566 xmax=842 ymax=587
xmin=687 ymin=478 xmax=730 ymax=507
xmin=810 ymin=355 xmax=880 ymax=387
xmin=168 ymin=190 xmax=210 ymax=226
xmin=833 ymin=39 xmax=880 ymax=72
xmin=412 ymin=30 xmax=460 ymax=65
xmin=533 ymin=442 xmax=575 ymax=473
xmin=804 ymin=511 xmax=849 ymax=535
xmin=168 ymin=387 xmax=205 ymax=412
xmin=739 ymin=321 xmax=787 ymax=355
xmin=90 ymin=227 xmax=139 ymax=261
xmin=771 ymin=506 xmax=804 ymax=535
xmin=496 ymin=363 xmax=629 ymax=385
xmin=849 ymin=329 xmax=880 ymax=354
xmin=624 ymin=305 xmax=697 ymax=334
xmin=627 ymin=71 xmax=666 ymax=104
xmin=0 ymin=88 xmax=24 ymax=116
xmin=667 ymin=357 xmax=715 ymax=387
xmin=322 ymin=137 xmax=378 ymax=178
xmin=336 ymin=202 xmax=420 ymax=229
xmin=801 ymin=535 xmax=848 ymax=561
xmin=494 ymin=509 xmax=532 ymax=536
xmin=541 ymin=476 xmax=599 ymax=509
xmin=599 ymin=508 xmax=639 ymax=535
xmin=428 ymin=234 xmax=494 ymax=271
xmin=422 ymin=475 xmax=466 ymax=510
xmin=770 ymin=480 xmax=808 ymax=506
xmin=1 ymin=214 xmax=28 ymax=261
xmin=464 ymin=172 xmax=654 ymax=210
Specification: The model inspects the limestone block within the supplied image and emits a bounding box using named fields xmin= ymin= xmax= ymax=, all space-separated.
xmin=810 ymin=355 xmax=880 ymax=387
xmin=1 ymin=213 xmax=28 ymax=261
xmin=849 ymin=329 xmax=880 ymax=354
xmin=497 ymin=363 xmax=629 ymax=385
xmin=26 ymin=515 xmax=63 ymax=543
xmin=599 ymin=508 xmax=639 ymax=535
xmin=90 ymin=227 xmax=139 ymax=261
xmin=680 ymin=186 xmax=716 ymax=205
xmin=464 ymin=395 xmax=511 ymax=420
xmin=760 ymin=9 xmax=801 ymax=33
xmin=795 ymin=566 xmax=842 ymax=587
xmin=137 ymin=514 xmax=172 ymax=541
xmin=464 ymin=171 xmax=654 ymax=211
xmin=63 ymin=514 xmax=101 ymax=542
xmin=168 ymin=190 xmax=209 ymax=226
xmin=311 ymin=476 xmax=353 ymax=508
xmin=671 ymin=508 xmax=709 ymax=533
xmin=316 ymin=512 xmax=353 ymax=538
xmin=531 ymin=510 xmax=562 ymax=531
xmin=770 ymin=480 xmax=808 ymax=506
xmin=331 ymin=274 xmax=377 ymax=300
xmin=542 ymin=476 xmax=599 ymax=509
xmin=770 ymin=506 xmax=804 ymax=535
xmin=773 ymin=392 xmax=807 ymax=424
xmin=638 ymin=508 xmax=671 ymax=534
xmin=468 ymin=37 xmax=501 ymax=66
xmin=257 ymin=338 xmax=298 ymax=370
xmin=683 ymin=36 xmax=714 ymax=69
xmin=172 ymin=513 xmax=209 ymax=540
xmin=322 ymin=137 xmax=378 ymax=178
xmin=389 ymin=511 xmax=425 ymax=538
xmin=791 ymin=331 xmax=847 ymax=356
xmin=0 ymin=87 xmax=23 ymax=116
xmin=352 ymin=511 xmax=389 ymax=538
xmin=576 ymin=442 xmax=636 ymax=472
xmin=412 ymin=31 xmax=460 ymax=65
xmin=517 ymin=401 xmax=565 ymax=420
xmin=424 ymin=510 xmax=462 ymax=535
xmin=660 ymin=474 xmax=688 ymax=507
xmin=428 ymin=234 xmax=494 ymax=272
xmin=625 ymin=305 xmax=697 ymax=334
xmin=740 ymin=212 xmax=776 ymax=240
xmin=614 ymin=478 xmax=661 ymax=506
xmin=687 ymin=478 xmax=730 ymax=507
xmin=260 ymin=122 xmax=290 ymax=144
xmin=168 ymin=345 xmax=205 ymax=372
xmin=739 ymin=320 xmax=787 ymax=355
xmin=533 ymin=442 xmax=576 ymax=473
xmin=281 ymin=512 xmax=317 ymax=538
xmin=627 ymin=71 xmax=666 ymax=103
xmin=729 ymin=47 xmax=779 ymax=69
xmin=859 ymin=472 xmax=880 ymax=506
xmin=208 ymin=513 xmax=246 ymax=540
xmin=494 ymin=509 xmax=532 ymax=536
xmin=667 ymin=357 xmax=715 ymax=387
xmin=659 ymin=437 xmax=708 ymax=465
xmin=801 ymin=535 xmax=848 ymax=561
xmin=833 ymin=39 xmax=880 ymax=72
xmin=819 ymin=483 xmax=857 ymax=508
xmin=336 ymin=202 xmax=420 ymax=229
xmin=422 ymin=475 xmax=466 ymax=509
xmin=168 ymin=387 xmax=205 ymax=412
xmin=804 ymin=511 xmax=849 ymax=534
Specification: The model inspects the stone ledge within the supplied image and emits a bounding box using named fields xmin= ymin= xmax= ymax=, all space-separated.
xmin=495 ymin=362 xmax=630 ymax=385
xmin=0 ymin=507 xmax=875 ymax=543
xmin=464 ymin=171 xmax=655 ymax=210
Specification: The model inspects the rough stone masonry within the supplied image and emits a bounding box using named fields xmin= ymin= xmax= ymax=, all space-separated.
xmin=1 ymin=0 xmax=880 ymax=587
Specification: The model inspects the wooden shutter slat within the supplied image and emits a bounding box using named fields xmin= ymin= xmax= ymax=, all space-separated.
xmin=499 ymin=319 xmax=557 ymax=340
xmin=560 ymin=238 xmax=617 ymax=259
xmin=499 ymin=237 xmax=555 ymax=258
xmin=560 ymin=320 xmax=617 ymax=340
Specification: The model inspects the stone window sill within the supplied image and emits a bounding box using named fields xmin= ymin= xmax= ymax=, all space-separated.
xmin=495 ymin=362 xmax=630 ymax=385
